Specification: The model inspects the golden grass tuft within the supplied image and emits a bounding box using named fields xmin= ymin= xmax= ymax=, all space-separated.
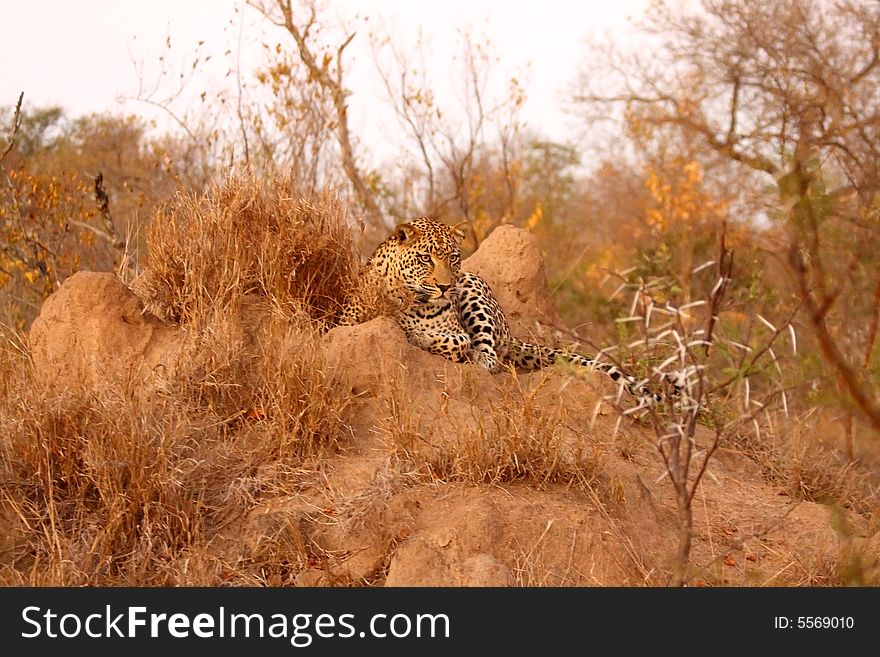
xmin=0 ymin=252 xmax=354 ymax=586
xmin=133 ymin=172 xmax=359 ymax=325
xmin=731 ymin=412 xmax=878 ymax=515
xmin=380 ymin=373 xmax=608 ymax=492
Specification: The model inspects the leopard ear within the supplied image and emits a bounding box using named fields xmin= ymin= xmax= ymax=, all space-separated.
xmin=394 ymin=222 xmax=420 ymax=243
xmin=450 ymin=221 xmax=472 ymax=242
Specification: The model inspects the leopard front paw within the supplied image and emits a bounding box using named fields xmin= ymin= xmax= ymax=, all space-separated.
xmin=471 ymin=350 xmax=501 ymax=373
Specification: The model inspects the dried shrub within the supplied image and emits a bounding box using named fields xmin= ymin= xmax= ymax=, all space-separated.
xmin=731 ymin=414 xmax=878 ymax=515
xmin=0 ymin=311 xmax=352 ymax=585
xmin=380 ymin=373 xmax=608 ymax=492
xmin=134 ymin=172 xmax=359 ymax=325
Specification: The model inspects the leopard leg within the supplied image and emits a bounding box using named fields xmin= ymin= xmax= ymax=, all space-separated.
xmin=405 ymin=328 xmax=472 ymax=362
xmin=470 ymin=339 xmax=500 ymax=372
xmin=455 ymin=279 xmax=502 ymax=372
xmin=464 ymin=317 xmax=501 ymax=372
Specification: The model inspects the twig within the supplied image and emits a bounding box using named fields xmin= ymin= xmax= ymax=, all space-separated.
xmin=68 ymin=220 xmax=122 ymax=246
xmin=0 ymin=92 xmax=24 ymax=164
xmin=707 ymin=304 xmax=801 ymax=396
xmin=692 ymin=503 xmax=800 ymax=580
xmin=234 ymin=13 xmax=251 ymax=167
xmin=685 ymin=427 xmax=722 ymax=508
xmin=93 ymin=173 xmax=126 ymax=251
xmin=261 ymin=0 xmax=382 ymax=223
xmin=702 ymin=224 xmax=733 ymax=357
xmin=125 ymin=96 xmax=197 ymax=141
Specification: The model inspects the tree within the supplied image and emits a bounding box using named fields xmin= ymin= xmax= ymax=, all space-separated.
xmin=574 ymin=0 xmax=880 ymax=433
xmin=370 ymin=25 xmax=526 ymax=231
xmin=1 ymin=100 xmax=197 ymax=327
xmin=371 ymin=24 xmax=525 ymax=239
xmin=248 ymin=0 xmax=383 ymax=225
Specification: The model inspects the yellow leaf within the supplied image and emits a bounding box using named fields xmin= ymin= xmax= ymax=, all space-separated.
xmin=526 ymin=204 xmax=543 ymax=230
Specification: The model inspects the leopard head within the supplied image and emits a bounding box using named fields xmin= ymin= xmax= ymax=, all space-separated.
xmin=385 ymin=217 xmax=470 ymax=301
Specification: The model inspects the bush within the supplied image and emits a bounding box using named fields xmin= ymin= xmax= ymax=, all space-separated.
xmin=134 ymin=172 xmax=359 ymax=325
xmin=0 ymin=172 xmax=360 ymax=584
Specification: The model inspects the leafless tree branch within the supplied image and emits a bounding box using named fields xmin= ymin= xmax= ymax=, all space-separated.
xmin=256 ymin=0 xmax=382 ymax=223
xmin=93 ymin=173 xmax=126 ymax=252
xmin=0 ymin=92 xmax=23 ymax=164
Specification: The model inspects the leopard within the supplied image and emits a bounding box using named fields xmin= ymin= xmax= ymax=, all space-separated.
xmin=339 ymin=216 xmax=681 ymax=409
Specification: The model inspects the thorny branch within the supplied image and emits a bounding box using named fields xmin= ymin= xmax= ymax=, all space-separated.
xmin=791 ymin=243 xmax=880 ymax=432
xmin=557 ymin=219 xmax=804 ymax=584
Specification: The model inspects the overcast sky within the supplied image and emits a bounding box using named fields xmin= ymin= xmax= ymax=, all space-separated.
xmin=2 ymin=0 xmax=650 ymax=159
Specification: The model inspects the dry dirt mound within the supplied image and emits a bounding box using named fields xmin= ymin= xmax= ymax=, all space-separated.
xmin=29 ymin=271 xmax=182 ymax=395
xmin=25 ymin=225 xmax=873 ymax=586
xmin=317 ymin=316 xmax=844 ymax=586
xmin=461 ymin=224 xmax=561 ymax=335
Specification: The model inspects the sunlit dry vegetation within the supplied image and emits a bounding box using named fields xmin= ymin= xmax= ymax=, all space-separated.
xmin=0 ymin=173 xmax=358 ymax=585
xmin=1 ymin=0 xmax=878 ymax=586
xmin=134 ymin=173 xmax=358 ymax=323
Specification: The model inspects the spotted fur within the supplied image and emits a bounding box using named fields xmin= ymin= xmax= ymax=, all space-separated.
xmin=340 ymin=217 xmax=676 ymax=407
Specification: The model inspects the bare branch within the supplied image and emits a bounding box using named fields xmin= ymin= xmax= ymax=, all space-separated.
xmin=790 ymin=243 xmax=880 ymax=432
xmin=702 ymin=224 xmax=733 ymax=357
xmin=0 ymin=92 xmax=23 ymax=164
xmin=850 ymin=42 xmax=879 ymax=84
xmin=93 ymin=173 xmax=126 ymax=252
xmin=370 ymin=29 xmax=438 ymax=212
xmin=234 ymin=14 xmax=251 ymax=167
xmin=125 ymin=95 xmax=197 ymax=141
xmin=725 ymin=75 xmax=741 ymax=148
xmin=259 ymin=0 xmax=382 ymax=222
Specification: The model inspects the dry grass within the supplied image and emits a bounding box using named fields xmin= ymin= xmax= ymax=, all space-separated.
xmin=133 ymin=172 xmax=358 ymax=325
xmin=0 ymin=173 xmax=360 ymax=585
xmin=380 ymin=372 xmax=609 ymax=492
xmin=731 ymin=411 xmax=878 ymax=515
xmin=0 ymin=309 xmax=352 ymax=585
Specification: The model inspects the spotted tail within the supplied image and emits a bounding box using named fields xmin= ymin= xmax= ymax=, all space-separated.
xmin=507 ymin=337 xmax=679 ymax=408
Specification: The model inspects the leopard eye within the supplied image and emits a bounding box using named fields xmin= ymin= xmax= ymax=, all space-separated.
xmin=419 ymin=253 xmax=432 ymax=264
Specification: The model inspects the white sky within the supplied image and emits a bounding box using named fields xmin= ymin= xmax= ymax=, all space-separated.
xmin=1 ymin=0 xmax=649 ymax=159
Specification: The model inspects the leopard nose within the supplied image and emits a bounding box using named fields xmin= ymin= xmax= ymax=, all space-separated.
xmin=437 ymin=283 xmax=451 ymax=294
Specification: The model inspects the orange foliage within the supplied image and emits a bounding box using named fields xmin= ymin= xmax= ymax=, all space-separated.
xmin=644 ymin=157 xmax=728 ymax=234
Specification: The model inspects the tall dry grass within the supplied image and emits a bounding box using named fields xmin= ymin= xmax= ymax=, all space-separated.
xmin=133 ymin=172 xmax=358 ymax=325
xmin=730 ymin=410 xmax=878 ymax=516
xmin=0 ymin=174 xmax=358 ymax=585
xmin=1 ymin=319 xmax=351 ymax=585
